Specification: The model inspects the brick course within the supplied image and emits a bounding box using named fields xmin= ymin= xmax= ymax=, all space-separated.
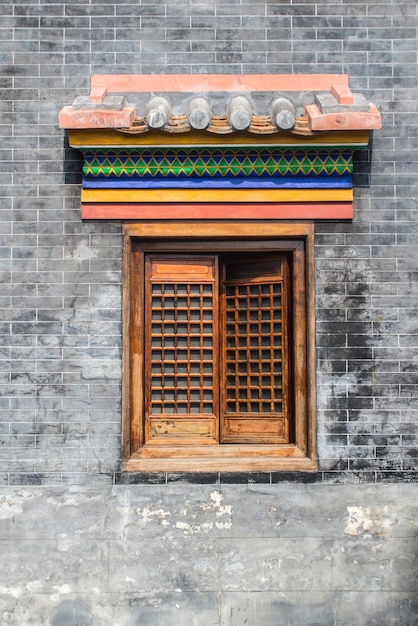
xmin=1 ymin=0 xmax=417 ymax=485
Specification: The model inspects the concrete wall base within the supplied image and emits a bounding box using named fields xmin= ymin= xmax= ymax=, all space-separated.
xmin=1 ymin=484 xmax=416 ymax=625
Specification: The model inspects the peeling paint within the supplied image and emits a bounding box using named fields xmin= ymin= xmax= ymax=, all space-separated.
xmin=344 ymin=506 xmax=393 ymax=537
xmin=137 ymin=503 xmax=171 ymax=527
xmin=0 ymin=584 xmax=23 ymax=599
xmin=0 ymin=497 xmax=24 ymax=520
xmin=171 ymin=491 xmax=233 ymax=534
xmin=51 ymin=584 xmax=72 ymax=595
xmin=204 ymin=491 xmax=233 ymax=518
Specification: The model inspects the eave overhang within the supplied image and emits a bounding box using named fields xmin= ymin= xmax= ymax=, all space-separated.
xmin=59 ymin=74 xmax=381 ymax=220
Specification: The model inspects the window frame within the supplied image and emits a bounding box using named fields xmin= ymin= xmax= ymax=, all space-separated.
xmin=122 ymin=221 xmax=317 ymax=472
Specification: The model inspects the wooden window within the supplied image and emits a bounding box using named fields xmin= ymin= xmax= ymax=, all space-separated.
xmin=122 ymin=222 xmax=316 ymax=472
xmin=220 ymin=254 xmax=290 ymax=444
xmin=145 ymin=255 xmax=219 ymax=445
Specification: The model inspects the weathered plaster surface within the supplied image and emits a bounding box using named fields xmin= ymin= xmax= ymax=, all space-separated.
xmin=0 ymin=484 xmax=416 ymax=625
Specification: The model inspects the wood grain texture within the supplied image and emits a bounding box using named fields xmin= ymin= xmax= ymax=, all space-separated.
xmin=122 ymin=222 xmax=317 ymax=471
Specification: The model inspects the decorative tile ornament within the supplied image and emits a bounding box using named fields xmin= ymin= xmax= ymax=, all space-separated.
xmin=81 ymin=146 xmax=354 ymax=189
xmin=59 ymin=74 xmax=381 ymax=219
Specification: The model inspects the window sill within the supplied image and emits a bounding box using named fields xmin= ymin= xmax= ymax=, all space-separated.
xmin=122 ymin=445 xmax=317 ymax=473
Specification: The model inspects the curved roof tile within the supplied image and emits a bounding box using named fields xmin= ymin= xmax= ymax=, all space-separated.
xmin=59 ymin=74 xmax=382 ymax=134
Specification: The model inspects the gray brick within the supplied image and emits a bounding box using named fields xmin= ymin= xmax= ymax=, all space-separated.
xmin=0 ymin=0 xmax=416 ymax=495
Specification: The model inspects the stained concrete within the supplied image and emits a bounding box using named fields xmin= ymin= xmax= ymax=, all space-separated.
xmin=0 ymin=484 xmax=416 ymax=625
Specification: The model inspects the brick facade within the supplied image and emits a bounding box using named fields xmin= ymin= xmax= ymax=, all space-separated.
xmin=1 ymin=2 xmax=417 ymax=486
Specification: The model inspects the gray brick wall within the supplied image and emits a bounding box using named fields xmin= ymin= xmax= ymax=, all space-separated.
xmin=1 ymin=0 xmax=417 ymax=485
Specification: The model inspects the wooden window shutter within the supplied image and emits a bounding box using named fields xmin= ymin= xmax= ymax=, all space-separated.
xmin=144 ymin=255 xmax=219 ymax=445
xmin=219 ymin=255 xmax=291 ymax=444
xmin=144 ymin=252 xmax=291 ymax=447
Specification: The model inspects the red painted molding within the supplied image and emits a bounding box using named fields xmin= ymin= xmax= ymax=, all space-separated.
xmin=81 ymin=202 xmax=353 ymax=221
xmin=305 ymin=103 xmax=382 ymax=131
xmin=59 ymin=105 xmax=136 ymax=129
xmin=90 ymin=73 xmax=349 ymax=94
xmin=331 ymin=84 xmax=353 ymax=105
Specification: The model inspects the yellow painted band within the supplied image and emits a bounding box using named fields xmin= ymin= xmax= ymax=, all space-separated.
xmin=69 ymin=129 xmax=370 ymax=148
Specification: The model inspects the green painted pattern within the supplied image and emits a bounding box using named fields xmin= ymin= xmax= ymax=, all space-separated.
xmin=83 ymin=146 xmax=354 ymax=179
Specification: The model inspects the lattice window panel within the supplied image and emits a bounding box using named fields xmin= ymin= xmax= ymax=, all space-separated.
xmin=224 ymin=282 xmax=284 ymax=414
xmin=149 ymin=282 xmax=214 ymax=415
xmin=143 ymin=253 xmax=289 ymax=446
xmin=144 ymin=256 xmax=218 ymax=445
xmin=220 ymin=255 xmax=290 ymax=444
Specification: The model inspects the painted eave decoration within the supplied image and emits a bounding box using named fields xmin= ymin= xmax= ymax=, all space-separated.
xmin=59 ymin=74 xmax=381 ymax=220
